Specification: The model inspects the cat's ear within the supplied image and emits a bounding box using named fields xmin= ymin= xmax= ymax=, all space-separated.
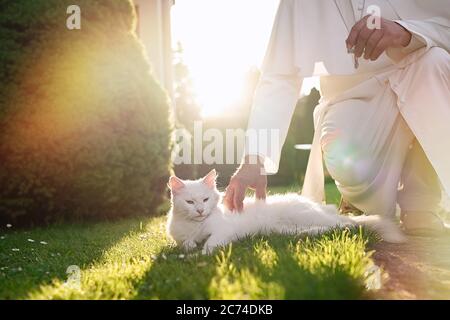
xmin=202 ymin=169 xmax=217 ymax=188
xmin=168 ymin=176 xmax=185 ymax=193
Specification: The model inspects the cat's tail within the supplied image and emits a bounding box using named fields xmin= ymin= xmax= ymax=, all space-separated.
xmin=348 ymin=215 xmax=407 ymax=244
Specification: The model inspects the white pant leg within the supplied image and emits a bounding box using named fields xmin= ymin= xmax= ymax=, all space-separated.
xmin=388 ymin=47 xmax=450 ymax=197
xmin=398 ymin=140 xmax=442 ymax=213
xmin=320 ymin=90 xmax=415 ymax=216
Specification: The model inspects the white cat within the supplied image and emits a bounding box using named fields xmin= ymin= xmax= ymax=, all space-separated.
xmin=166 ymin=170 xmax=406 ymax=254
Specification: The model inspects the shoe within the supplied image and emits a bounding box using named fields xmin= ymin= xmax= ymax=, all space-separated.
xmin=401 ymin=211 xmax=450 ymax=236
xmin=339 ymin=197 xmax=363 ymax=215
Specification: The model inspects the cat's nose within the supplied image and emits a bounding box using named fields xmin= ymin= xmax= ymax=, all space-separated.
xmin=197 ymin=209 xmax=204 ymax=215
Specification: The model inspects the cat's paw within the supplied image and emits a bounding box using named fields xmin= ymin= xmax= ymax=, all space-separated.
xmin=182 ymin=240 xmax=197 ymax=251
xmin=201 ymin=244 xmax=216 ymax=255
xmin=202 ymin=246 xmax=214 ymax=256
xmin=202 ymin=237 xmax=229 ymax=255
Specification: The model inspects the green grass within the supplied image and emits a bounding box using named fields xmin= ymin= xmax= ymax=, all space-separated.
xmin=0 ymin=183 xmax=378 ymax=300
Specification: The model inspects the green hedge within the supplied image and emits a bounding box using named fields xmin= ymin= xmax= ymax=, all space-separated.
xmin=0 ymin=0 xmax=172 ymax=225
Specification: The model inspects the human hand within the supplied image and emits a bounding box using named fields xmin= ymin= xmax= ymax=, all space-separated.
xmin=223 ymin=156 xmax=267 ymax=212
xmin=346 ymin=15 xmax=412 ymax=61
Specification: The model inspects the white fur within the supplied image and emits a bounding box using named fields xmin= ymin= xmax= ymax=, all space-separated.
xmin=167 ymin=171 xmax=406 ymax=254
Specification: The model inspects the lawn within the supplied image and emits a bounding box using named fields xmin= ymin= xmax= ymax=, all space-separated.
xmin=0 ymin=183 xmax=379 ymax=300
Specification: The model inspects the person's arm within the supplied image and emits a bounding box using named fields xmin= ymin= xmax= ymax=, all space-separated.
xmin=387 ymin=17 xmax=450 ymax=61
xmin=223 ymin=0 xmax=303 ymax=212
xmin=346 ymin=15 xmax=449 ymax=63
xmin=244 ymin=72 xmax=303 ymax=175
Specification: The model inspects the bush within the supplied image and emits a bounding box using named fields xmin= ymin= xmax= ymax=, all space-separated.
xmin=0 ymin=0 xmax=172 ymax=225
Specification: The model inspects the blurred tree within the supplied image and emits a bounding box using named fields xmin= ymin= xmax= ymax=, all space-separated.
xmin=196 ymin=68 xmax=260 ymax=187
xmin=173 ymin=42 xmax=202 ymax=132
xmin=171 ymin=42 xmax=202 ymax=179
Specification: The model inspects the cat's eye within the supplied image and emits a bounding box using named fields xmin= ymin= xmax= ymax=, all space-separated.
xmin=203 ymin=198 xmax=209 ymax=202
xmin=186 ymin=200 xmax=194 ymax=205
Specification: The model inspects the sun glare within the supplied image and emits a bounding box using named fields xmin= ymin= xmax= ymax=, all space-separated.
xmin=172 ymin=0 xmax=277 ymax=117
xmin=172 ymin=0 xmax=320 ymax=118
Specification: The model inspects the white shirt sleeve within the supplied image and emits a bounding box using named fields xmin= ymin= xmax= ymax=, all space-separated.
xmin=387 ymin=17 xmax=450 ymax=61
xmin=244 ymin=0 xmax=303 ymax=174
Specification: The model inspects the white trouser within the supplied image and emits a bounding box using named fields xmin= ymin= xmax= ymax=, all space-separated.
xmin=317 ymin=48 xmax=448 ymax=217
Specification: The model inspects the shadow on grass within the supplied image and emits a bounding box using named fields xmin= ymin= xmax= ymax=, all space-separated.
xmin=251 ymin=238 xmax=364 ymax=299
xmin=134 ymin=245 xmax=217 ymax=299
xmin=134 ymin=232 xmax=367 ymax=300
xmin=0 ymin=218 xmax=144 ymax=299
